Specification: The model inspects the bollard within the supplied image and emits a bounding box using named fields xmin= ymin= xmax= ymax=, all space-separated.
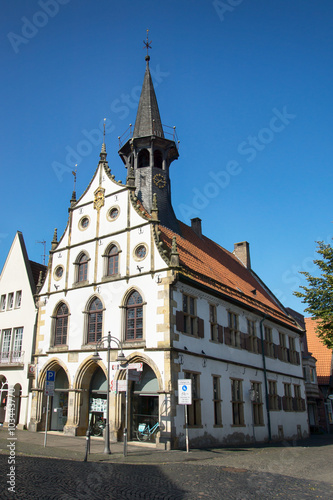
xmin=84 ymin=429 xmax=90 ymax=462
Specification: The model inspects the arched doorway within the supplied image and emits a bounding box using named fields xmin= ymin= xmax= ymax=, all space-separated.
xmin=88 ymin=367 xmax=107 ymax=436
xmin=130 ymin=365 xmax=159 ymax=441
xmin=0 ymin=376 xmax=8 ymax=425
xmin=50 ymin=367 xmax=69 ymax=431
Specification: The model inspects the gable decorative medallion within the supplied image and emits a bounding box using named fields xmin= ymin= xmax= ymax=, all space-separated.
xmin=94 ymin=187 xmax=105 ymax=211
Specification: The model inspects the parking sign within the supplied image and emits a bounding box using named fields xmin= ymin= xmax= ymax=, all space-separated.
xmin=178 ymin=379 xmax=192 ymax=405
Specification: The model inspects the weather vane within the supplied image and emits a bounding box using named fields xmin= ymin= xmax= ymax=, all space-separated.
xmin=143 ymin=28 xmax=152 ymax=57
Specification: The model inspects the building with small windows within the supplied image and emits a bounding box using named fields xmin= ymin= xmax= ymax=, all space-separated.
xmin=29 ymin=51 xmax=308 ymax=447
xmin=0 ymin=232 xmax=46 ymax=428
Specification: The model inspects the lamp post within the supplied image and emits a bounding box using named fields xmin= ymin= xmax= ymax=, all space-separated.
xmin=91 ymin=332 xmax=126 ymax=454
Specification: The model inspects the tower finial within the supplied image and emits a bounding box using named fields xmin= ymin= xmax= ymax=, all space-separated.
xmin=143 ymin=28 xmax=152 ymax=62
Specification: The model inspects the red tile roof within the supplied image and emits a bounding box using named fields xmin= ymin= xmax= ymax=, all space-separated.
xmin=305 ymin=317 xmax=333 ymax=385
xmin=159 ymin=221 xmax=299 ymax=329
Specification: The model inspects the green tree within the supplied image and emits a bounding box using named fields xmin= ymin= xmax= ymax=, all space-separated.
xmin=294 ymin=240 xmax=333 ymax=349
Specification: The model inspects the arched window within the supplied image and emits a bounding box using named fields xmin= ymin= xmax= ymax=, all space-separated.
xmin=154 ymin=150 xmax=163 ymax=169
xmin=55 ymin=303 xmax=69 ymax=346
xmin=138 ymin=149 xmax=150 ymax=168
xmin=78 ymin=253 xmax=88 ymax=282
xmin=88 ymin=298 xmax=103 ymax=343
xmin=107 ymin=245 xmax=119 ymax=276
xmin=125 ymin=291 xmax=143 ymax=341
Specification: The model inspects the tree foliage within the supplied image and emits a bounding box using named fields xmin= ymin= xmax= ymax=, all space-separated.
xmin=294 ymin=240 xmax=333 ymax=349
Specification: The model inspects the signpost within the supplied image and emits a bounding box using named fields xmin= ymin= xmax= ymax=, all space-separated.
xmin=178 ymin=379 xmax=192 ymax=453
xmin=44 ymin=370 xmax=55 ymax=447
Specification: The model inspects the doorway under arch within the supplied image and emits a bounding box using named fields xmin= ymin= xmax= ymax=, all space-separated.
xmin=50 ymin=367 xmax=69 ymax=431
xmin=130 ymin=364 xmax=159 ymax=441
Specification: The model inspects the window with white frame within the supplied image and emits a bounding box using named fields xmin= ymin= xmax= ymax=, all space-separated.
xmin=7 ymin=293 xmax=14 ymax=310
xmin=15 ymin=291 xmax=22 ymax=308
xmin=12 ymin=328 xmax=23 ymax=361
xmin=0 ymin=295 xmax=6 ymax=311
xmin=1 ymin=329 xmax=12 ymax=359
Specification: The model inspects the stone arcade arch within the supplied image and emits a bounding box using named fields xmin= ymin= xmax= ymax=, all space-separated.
xmin=71 ymin=356 xmax=107 ymax=436
xmin=111 ymin=353 xmax=165 ymax=443
xmin=30 ymin=359 xmax=70 ymax=432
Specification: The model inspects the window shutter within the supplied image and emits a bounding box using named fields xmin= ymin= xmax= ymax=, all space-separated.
xmin=263 ymin=340 xmax=269 ymax=356
xmin=301 ymin=398 xmax=306 ymax=411
xmin=282 ymin=396 xmax=287 ymax=411
xmin=277 ymin=395 xmax=282 ymax=411
xmin=277 ymin=345 xmax=283 ymax=361
xmin=273 ymin=344 xmax=279 ymax=359
xmin=197 ymin=318 xmax=204 ymax=338
xmin=292 ymin=397 xmax=297 ymax=412
xmin=224 ymin=327 xmax=231 ymax=345
xmin=286 ymin=348 xmax=291 ymax=363
xmin=295 ymin=351 xmax=300 ymax=365
xmin=257 ymin=337 xmax=263 ymax=354
xmin=241 ymin=332 xmax=249 ymax=350
xmin=176 ymin=310 xmax=184 ymax=332
xmin=217 ymin=325 xmax=223 ymax=343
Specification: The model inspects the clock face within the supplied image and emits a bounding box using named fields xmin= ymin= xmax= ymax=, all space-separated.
xmin=153 ymin=173 xmax=166 ymax=189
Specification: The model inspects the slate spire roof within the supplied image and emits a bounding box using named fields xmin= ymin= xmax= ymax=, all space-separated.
xmin=133 ymin=55 xmax=164 ymax=139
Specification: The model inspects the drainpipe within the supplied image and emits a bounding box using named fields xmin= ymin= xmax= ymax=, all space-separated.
xmin=260 ymin=316 xmax=271 ymax=442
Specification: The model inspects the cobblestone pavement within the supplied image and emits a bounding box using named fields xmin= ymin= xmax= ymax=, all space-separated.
xmin=1 ymin=430 xmax=333 ymax=499
xmin=0 ymin=454 xmax=333 ymax=500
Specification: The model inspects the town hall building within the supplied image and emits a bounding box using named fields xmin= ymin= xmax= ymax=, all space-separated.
xmin=29 ymin=50 xmax=308 ymax=449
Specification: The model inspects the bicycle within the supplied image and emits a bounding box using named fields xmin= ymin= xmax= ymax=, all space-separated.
xmin=136 ymin=422 xmax=159 ymax=441
xmin=90 ymin=418 xmax=105 ymax=437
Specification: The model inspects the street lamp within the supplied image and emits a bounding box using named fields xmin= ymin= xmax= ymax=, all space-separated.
xmin=92 ymin=332 xmax=126 ymax=454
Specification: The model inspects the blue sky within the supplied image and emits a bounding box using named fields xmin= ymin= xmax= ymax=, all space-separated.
xmin=1 ymin=0 xmax=332 ymax=315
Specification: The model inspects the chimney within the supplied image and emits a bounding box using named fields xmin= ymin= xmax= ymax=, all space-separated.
xmin=233 ymin=241 xmax=251 ymax=269
xmin=191 ymin=217 xmax=202 ymax=238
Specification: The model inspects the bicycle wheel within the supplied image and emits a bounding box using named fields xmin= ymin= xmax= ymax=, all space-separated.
xmin=136 ymin=430 xmax=149 ymax=441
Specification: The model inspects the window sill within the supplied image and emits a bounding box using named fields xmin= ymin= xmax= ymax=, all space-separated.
xmin=48 ymin=345 xmax=69 ymax=352
xmin=72 ymin=280 xmax=89 ymax=288
xmin=231 ymin=424 xmax=246 ymax=427
xmin=213 ymin=424 xmax=223 ymax=428
xmin=101 ymin=274 xmax=121 ymax=283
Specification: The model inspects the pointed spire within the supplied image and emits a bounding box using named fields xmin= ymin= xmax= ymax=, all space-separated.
xmin=51 ymin=228 xmax=58 ymax=250
xmin=133 ymin=35 xmax=164 ymax=139
xmin=100 ymin=118 xmax=108 ymax=162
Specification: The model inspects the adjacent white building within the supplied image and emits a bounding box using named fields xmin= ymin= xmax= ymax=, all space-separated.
xmin=29 ymin=53 xmax=308 ymax=448
xmin=0 ymin=232 xmax=45 ymax=428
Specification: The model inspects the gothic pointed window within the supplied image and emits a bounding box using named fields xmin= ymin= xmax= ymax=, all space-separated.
xmin=78 ymin=253 xmax=88 ymax=282
xmin=138 ymin=149 xmax=150 ymax=168
xmin=107 ymin=245 xmax=119 ymax=276
xmin=55 ymin=303 xmax=69 ymax=346
xmin=88 ymin=298 xmax=103 ymax=343
xmin=154 ymin=150 xmax=163 ymax=169
xmin=125 ymin=291 xmax=143 ymax=341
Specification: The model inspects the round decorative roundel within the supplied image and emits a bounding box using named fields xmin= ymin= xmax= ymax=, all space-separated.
xmin=54 ymin=266 xmax=64 ymax=279
xmin=153 ymin=173 xmax=166 ymax=189
xmin=135 ymin=245 xmax=147 ymax=259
